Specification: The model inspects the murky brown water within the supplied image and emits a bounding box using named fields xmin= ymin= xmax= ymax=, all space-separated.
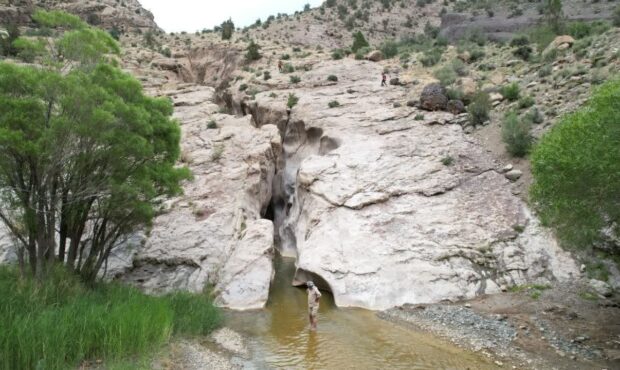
xmin=225 ymin=256 xmax=496 ymax=369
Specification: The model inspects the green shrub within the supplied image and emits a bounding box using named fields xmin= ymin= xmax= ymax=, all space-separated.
xmin=380 ymin=40 xmax=398 ymax=59
xmin=414 ymin=113 xmax=425 ymax=121
xmin=245 ymin=39 xmax=261 ymax=61
xmin=332 ymin=48 xmax=345 ymax=60
xmin=287 ymin=93 xmax=299 ymax=108
xmin=501 ymin=83 xmax=520 ymax=102
xmin=527 ymin=25 xmax=557 ymax=51
xmin=510 ymin=35 xmax=530 ymax=47
xmin=531 ymin=79 xmax=620 ymax=250
xmin=351 ymin=31 xmax=369 ymax=52
xmin=263 ymin=71 xmax=271 ymax=80
xmin=614 ymin=5 xmax=620 ymax=27
xmin=433 ymin=65 xmax=457 ymax=86
xmin=282 ymin=63 xmax=295 ymax=73
xmin=289 ymin=75 xmax=301 ymax=84
xmin=207 ymin=120 xmax=218 ymax=129
xmin=450 ymin=59 xmax=468 ymax=77
xmin=518 ymin=95 xmax=535 ymax=109
xmin=538 ymin=64 xmax=553 ymax=77
xmin=281 ymin=53 xmax=291 ymax=60
xmin=524 ymin=106 xmax=544 ymax=124
xmin=542 ymin=48 xmax=558 ymax=63
xmin=502 ymin=111 xmax=532 ymax=157
xmin=328 ymin=100 xmax=340 ymax=108
xmin=355 ymin=46 xmax=372 ymax=60
xmin=239 ymin=83 xmax=248 ymax=91
xmin=441 ymin=156 xmax=454 ymax=166
xmin=469 ymin=48 xmax=486 ymax=62
xmin=446 ymin=87 xmax=464 ymax=101
xmin=0 ymin=266 xmax=220 ymax=370
xmin=420 ymin=48 xmax=443 ymax=67
xmin=513 ymin=45 xmax=533 ymax=61
xmin=327 ymin=74 xmax=338 ymax=82
xmin=467 ymin=91 xmax=491 ymax=126
xmin=567 ymin=20 xmax=610 ymax=39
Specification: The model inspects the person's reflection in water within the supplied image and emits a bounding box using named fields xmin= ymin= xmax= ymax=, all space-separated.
xmin=304 ymin=330 xmax=319 ymax=365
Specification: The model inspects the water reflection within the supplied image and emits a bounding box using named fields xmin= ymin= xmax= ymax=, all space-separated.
xmin=224 ymin=256 xmax=496 ymax=369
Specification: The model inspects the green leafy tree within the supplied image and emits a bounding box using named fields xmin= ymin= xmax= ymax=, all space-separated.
xmin=221 ymin=18 xmax=234 ymax=40
xmin=531 ymin=79 xmax=620 ymax=251
xmin=245 ymin=39 xmax=262 ymax=61
xmin=0 ymin=11 xmax=188 ymax=282
xmin=351 ymin=31 xmax=369 ymax=52
xmin=545 ymin=0 xmax=564 ymax=33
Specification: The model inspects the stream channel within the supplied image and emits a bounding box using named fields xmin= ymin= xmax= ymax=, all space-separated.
xmin=224 ymin=255 xmax=496 ymax=369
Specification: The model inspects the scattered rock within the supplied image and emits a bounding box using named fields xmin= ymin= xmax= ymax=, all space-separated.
xmin=458 ymin=51 xmax=471 ymax=63
xmin=458 ymin=77 xmax=477 ymax=100
xmin=489 ymin=92 xmax=504 ymax=102
xmin=366 ymin=50 xmax=383 ymax=62
xmin=589 ymin=279 xmax=613 ymax=297
xmin=420 ymin=83 xmax=448 ymax=111
xmin=490 ymin=73 xmax=505 ymax=85
xmin=504 ymin=169 xmax=523 ymax=182
xmin=211 ymin=328 xmax=248 ymax=357
xmin=447 ymin=99 xmax=466 ymax=115
xmin=393 ymin=102 xmax=402 ymax=108
xmin=501 ymin=164 xmax=513 ymax=173
xmin=544 ymin=35 xmax=576 ymax=55
xmin=406 ymin=99 xmax=417 ymax=107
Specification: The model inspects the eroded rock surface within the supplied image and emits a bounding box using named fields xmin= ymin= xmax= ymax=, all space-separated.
xmin=116 ymin=84 xmax=280 ymax=309
xmin=238 ymin=58 xmax=578 ymax=310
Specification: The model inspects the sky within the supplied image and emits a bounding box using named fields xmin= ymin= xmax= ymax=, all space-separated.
xmin=139 ymin=0 xmax=325 ymax=33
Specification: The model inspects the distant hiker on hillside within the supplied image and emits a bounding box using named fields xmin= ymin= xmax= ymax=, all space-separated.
xmin=307 ymin=281 xmax=322 ymax=330
xmin=381 ymin=71 xmax=388 ymax=87
xmin=278 ymin=60 xmax=283 ymax=72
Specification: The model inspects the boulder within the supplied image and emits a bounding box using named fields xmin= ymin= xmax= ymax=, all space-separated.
xmin=365 ymin=50 xmax=383 ymax=62
xmin=420 ymin=83 xmax=448 ymax=111
xmin=490 ymin=73 xmax=505 ymax=86
xmin=501 ymin=164 xmax=514 ymax=173
xmin=545 ymin=35 xmax=576 ymax=53
xmin=589 ymin=279 xmax=613 ymax=297
xmin=151 ymin=57 xmax=181 ymax=71
xmin=0 ymin=0 xmax=34 ymax=25
xmin=489 ymin=92 xmax=504 ymax=102
xmin=457 ymin=51 xmax=471 ymax=63
xmin=406 ymin=100 xmax=418 ymax=107
xmin=447 ymin=99 xmax=466 ymax=115
xmin=505 ymin=169 xmax=523 ymax=182
xmin=389 ymin=77 xmax=401 ymax=86
xmin=458 ymin=77 xmax=477 ymax=100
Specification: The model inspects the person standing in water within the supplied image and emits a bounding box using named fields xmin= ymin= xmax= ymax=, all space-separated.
xmin=307 ymin=281 xmax=321 ymax=330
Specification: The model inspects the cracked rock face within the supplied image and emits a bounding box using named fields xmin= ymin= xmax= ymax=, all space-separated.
xmin=115 ymin=84 xmax=280 ymax=309
xmin=246 ymin=59 xmax=578 ymax=310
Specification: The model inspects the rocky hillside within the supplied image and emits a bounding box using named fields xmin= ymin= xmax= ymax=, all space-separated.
xmin=2 ymin=0 xmax=619 ymax=315
xmin=0 ymin=0 xmax=158 ymax=31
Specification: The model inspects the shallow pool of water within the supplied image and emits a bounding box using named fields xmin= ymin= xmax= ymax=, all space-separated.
xmin=224 ymin=256 xmax=496 ymax=369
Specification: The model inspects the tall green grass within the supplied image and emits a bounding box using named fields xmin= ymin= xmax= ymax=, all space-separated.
xmin=0 ymin=266 xmax=221 ymax=370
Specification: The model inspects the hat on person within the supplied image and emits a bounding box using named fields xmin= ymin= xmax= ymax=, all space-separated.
xmin=306 ymin=281 xmax=314 ymax=288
